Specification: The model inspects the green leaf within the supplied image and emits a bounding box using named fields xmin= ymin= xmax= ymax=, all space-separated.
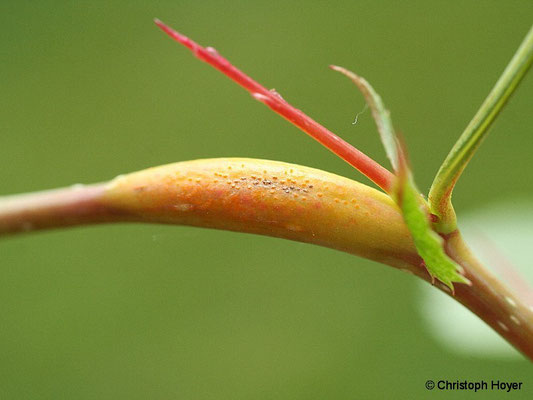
xmin=399 ymin=174 xmax=471 ymax=291
xmin=330 ymin=65 xmax=399 ymax=171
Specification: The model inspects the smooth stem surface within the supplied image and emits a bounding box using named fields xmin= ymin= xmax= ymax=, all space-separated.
xmin=0 ymin=184 xmax=122 ymax=234
xmin=446 ymin=232 xmax=533 ymax=359
xmin=429 ymin=25 xmax=533 ymax=234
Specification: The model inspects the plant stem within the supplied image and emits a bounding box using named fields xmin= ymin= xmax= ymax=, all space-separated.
xmin=0 ymin=184 xmax=124 ymax=234
xmin=429 ymin=25 xmax=533 ymax=234
xmin=445 ymin=232 xmax=533 ymax=359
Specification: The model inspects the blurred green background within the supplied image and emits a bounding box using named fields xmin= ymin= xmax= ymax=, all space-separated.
xmin=2 ymin=1 xmax=533 ymax=398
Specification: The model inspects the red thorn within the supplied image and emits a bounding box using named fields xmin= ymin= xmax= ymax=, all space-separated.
xmin=154 ymin=19 xmax=394 ymax=193
xmin=154 ymin=19 xmax=194 ymax=51
xmin=154 ymin=19 xmax=270 ymax=98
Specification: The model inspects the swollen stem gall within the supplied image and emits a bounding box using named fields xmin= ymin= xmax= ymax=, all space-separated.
xmin=0 ymin=158 xmax=420 ymax=271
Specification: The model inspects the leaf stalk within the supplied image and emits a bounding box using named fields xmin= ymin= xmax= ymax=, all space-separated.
xmin=429 ymin=25 xmax=533 ymax=234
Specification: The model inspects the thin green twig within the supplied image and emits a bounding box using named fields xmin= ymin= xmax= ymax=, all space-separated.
xmin=429 ymin=25 xmax=533 ymax=234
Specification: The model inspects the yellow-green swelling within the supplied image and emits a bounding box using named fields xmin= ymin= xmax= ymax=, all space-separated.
xmin=102 ymin=158 xmax=419 ymax=270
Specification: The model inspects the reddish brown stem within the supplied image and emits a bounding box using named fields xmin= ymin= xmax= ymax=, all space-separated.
xmin=154 ymin=19 xmax=394 ymax=193
xmin=0 ymin=184 xmax=127 ymax=235
xmin=445 ymin=232 xmax=533 ymax=359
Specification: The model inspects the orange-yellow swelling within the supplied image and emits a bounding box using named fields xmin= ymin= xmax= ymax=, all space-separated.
xmin=103 ymin=158 xmax=419 ymax=269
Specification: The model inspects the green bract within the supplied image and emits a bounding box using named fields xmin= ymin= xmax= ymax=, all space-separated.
xmin=398 ymin=175 xmax=470 ymax=290
xmin=334 ymin=65 xmax=470 ymax=291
